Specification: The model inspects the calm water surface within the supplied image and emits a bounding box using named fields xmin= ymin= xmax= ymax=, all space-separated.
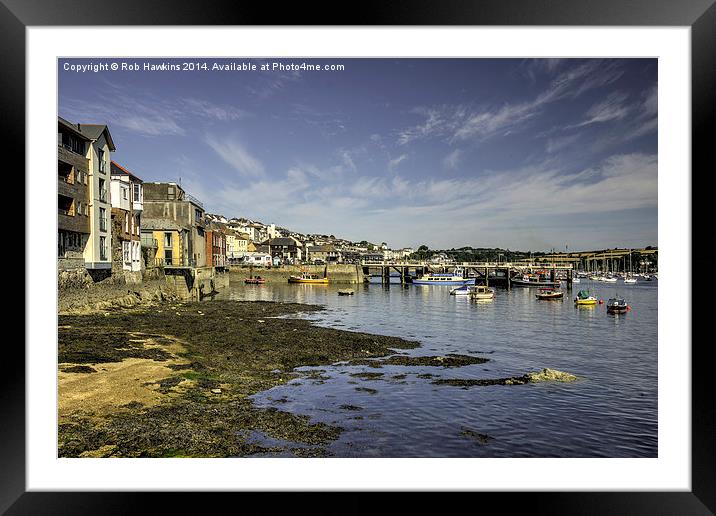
xmin=215 ymin=277 xmax=657 ymax=457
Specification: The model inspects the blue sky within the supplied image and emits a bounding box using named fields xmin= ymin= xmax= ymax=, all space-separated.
xmin=59 ymin=58 xmax=657 ymax=251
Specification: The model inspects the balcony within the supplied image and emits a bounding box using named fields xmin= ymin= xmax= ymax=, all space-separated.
xmin=141 ymin=235 xmax=158 ymax=248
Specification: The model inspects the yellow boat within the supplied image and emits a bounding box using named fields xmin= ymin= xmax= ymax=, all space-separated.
xmin=288 ymin=271 xmax=329 ymax=284
xmin=574 ymin=289 xmax=597 ymax=305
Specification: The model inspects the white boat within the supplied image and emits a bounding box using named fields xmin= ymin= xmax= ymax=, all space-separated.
xmin=450 ymin=282 xmax=475 ymax=296
xmin=413 ymin=267 xmax=471 ymax=286
xmin=572 ymin=277 xmax=581 ymax=284
xmin=469 ymin=285 xmax=495 ymax=300
xmin=624 ymin=277 xmax=637 ymax=284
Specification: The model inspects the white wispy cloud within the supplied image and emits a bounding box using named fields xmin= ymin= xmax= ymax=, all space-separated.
xmin=571 ymin=92 xmax=631 ymax=128
xmin=181 ymin=98 xmax=248 ymax=121
xmin=443 ymin=148 xmax=463 ymax=169
xmin=545 ymin=133 xmax=581 ymax=154
xmin=396 ymin=60 xmax=625 ymax=146
xmin=205 ymin=135 xmax=265 ymax=178
xmin=61 ymin=89 xmax=250 ymax=137
xmin=388 ymin=154 xmax=408 ymax=172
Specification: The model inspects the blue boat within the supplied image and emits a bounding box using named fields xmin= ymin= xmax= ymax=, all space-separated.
xmin=413 ymin=267 xmax=472 ymax=286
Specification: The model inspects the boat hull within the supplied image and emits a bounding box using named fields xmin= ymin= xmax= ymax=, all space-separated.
xmin=288 ymin=277 xmax=329 ymax=284
xmin=536 ymin=293 xmax=563 ymax=300
xmin=575 ymin=299 xmax=597 ymax=305
xmin=413 ymin=279 xmax=471 ymax=286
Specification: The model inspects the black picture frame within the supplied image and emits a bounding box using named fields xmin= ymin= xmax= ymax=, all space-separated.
xmin=4 ymin=0 xmax=712 ymax=513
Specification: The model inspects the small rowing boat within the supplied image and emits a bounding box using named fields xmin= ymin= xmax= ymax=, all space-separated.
xmin=244 ymin=277 xmax=265 ymax=284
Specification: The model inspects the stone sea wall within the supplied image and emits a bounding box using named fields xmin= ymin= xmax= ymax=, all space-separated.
xmin=58 ymin=267 xmax=180 ymax=314
xmin=228 ymin=264 xmax=364 ymax=284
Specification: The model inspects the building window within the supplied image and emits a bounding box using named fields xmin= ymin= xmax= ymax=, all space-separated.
xmin=100 ymin=236 xmax=107 ymax=260
xmin=98 ymin=148 xmax=106 ymax=172
xmin=133 ymin=184 xmax=141 ymax=202
xmin=164 ymin=232 xmax=172 ymax=247
xmin=99 ymin=207 xmax=107 ymax=232
xmin=125 ymin=214 xmax=129 ymax=233
xmin=99 ymin=178 xmax=107 ymax=202
xmin=122 ymin=187 xmax=128 ymax=200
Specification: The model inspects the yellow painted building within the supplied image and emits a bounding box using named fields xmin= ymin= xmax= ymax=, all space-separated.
xmin=141 ymin=219 xmax=187 ymax=267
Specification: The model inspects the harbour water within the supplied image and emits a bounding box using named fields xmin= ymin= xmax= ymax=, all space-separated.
xmin=215 ymin=277 xmax=658 ymax=457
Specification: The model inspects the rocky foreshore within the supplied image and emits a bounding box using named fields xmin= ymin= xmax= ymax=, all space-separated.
xmin=58 ymin=299 xmax=421 ymax=457
xmin=57 ymin=291 xmax=579 ymax=458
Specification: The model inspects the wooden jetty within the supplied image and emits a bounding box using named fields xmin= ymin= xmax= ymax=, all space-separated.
xmin=359 ymin=260 xmax=575 ymax=289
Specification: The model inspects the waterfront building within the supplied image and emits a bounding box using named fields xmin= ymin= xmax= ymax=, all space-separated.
xmin=57 ymin=118 xmax=91 ymax=270
xmin=110 ymin=161 xmax=142 ymax=272
xmin=79 ymin=123 xmax=116 ymax=272
xmin=57 ymin=117 xmax=116 ymax=274
xmin=140 ymin=219 xmax=187 ymax=267
xmin=204 ymin=223 xmax=227 ymax=269
xmin=142 ymin=182 xmax=206 ymax=267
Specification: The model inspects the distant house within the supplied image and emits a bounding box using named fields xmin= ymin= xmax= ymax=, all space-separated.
xmin=306 ymin=244 xmax=341 ymax=263
xmin=225 ymin=230 xmax=251 ymax=263
xmin=264 ymin=236 xmax=303 ymax=263
xmin=241 ymin=253 xmax=272 ymax=266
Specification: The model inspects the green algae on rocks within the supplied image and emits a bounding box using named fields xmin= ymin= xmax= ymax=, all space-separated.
xmin=58 ymin=300 xmax=420 ymax=458
xmin=432 ymin=368 xmax=579 ymax=388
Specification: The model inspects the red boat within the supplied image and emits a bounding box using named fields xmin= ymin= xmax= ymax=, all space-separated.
xmin=244 ymin=277 xmax=265 ymax=284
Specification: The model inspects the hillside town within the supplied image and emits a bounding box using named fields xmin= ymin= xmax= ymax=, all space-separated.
xmin=58 ymin=116 xmax=418 ymax=279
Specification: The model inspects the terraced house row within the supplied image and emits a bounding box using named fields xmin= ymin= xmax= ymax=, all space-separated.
xmin=58 ymin=117 xmax=221 ymax=279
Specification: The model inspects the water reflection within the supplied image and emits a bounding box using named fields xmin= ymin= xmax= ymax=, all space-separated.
xmin=216 ymin=277 xmax=658 ymax=457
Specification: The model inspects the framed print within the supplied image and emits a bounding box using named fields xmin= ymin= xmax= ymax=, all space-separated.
xmin=5 ymin=0 xmax=713 ymax=513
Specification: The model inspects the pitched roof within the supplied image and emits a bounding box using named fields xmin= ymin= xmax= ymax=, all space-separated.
xmin=76 ymin=124 xmax=116 ymax=151
xmin=58 ymin=117 xmax=90 ymax=140
xmin=110 ymin=161 xmax=142 ymax=182
xmin=266 ymin=237 xmax=302 ymax=247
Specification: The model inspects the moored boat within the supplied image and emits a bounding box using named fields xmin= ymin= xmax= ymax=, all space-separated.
xmin=413 ymin=267 xmax=471 ymax=286
xmin=511 ymin=273 xmax=560 ymax=288
xmin=469 ymin=285 xmax=495 ymax=300
xmin=288 ymin=271 xmax=329 ymax=284
xmin=244 ymin=276 xmax=265 ymax=284
xmin=536 ymin=287 xmax=563 ymax=300
xmin=450 ymin=281 xmax=476 ymax=295
xmin=606 ymin=298 xmax=629 ymax=313
xmin=623 ymin=276 xmax=637 ymax=284
xmin=338 ymin=289 xmax=355 ymax=296
xmin=574 ymin=289 xmax=598 ymax=305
